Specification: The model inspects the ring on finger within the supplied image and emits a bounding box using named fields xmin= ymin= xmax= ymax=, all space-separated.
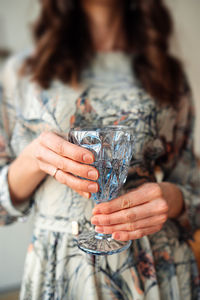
xmin=52 ymin=167 xmax=59 ymax=178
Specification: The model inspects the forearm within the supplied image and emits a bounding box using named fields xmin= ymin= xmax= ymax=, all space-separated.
xmin=159 ymin=182 xmax=184 ymax=219
xmin=8 ymin=141 xmax=46 ymax=206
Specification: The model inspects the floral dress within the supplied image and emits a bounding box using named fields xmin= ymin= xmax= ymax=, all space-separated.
xmin=0 ymin=51 xmax=200 ymax=300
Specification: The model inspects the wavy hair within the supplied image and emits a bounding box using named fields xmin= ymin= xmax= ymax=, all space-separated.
xmin=22 ymin=0 xmax=185 ymax=104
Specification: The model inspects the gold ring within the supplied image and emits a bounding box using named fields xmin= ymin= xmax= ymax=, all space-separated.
xmin=52 ymin=167 xmax=59 ymax=178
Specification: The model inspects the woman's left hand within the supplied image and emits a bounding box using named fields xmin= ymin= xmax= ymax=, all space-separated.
xmin=91 ymin=182 xmax=184 ymax=241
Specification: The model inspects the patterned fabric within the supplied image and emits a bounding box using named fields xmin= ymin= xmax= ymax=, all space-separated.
xmin=0 ymin=52 xmax=200 ymax=300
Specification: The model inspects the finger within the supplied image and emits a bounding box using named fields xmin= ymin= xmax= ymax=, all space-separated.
xmin=112 ymin=225 xmax=163 ymax=241
xmin=38 ymin=160 xmax=59 ymax=177
xmin=55 ymin=169 xmax=99 ymax=193
xmin=39 ymin=161 xmax=98 ymax=193
xmin=38 ymin=161 xmax=93 ymax=195
xmin=92 ymin=183 xmax=163 ymax=215
xmin=91 ymin=199 xmax=168 ymax=226
xmin=39 ymin=131 xmax=95 ymax=164
xmin=36 ymin=145 xmax=99 ymax=180
xmin=95 ymin=214 xmax=167 ymax=234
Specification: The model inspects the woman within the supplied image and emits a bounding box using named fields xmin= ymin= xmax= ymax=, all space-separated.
xmin=0 ymin=0 xmax=200 ymax=299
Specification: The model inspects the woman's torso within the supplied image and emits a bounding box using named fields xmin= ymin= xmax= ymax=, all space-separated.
xmin=10 ymin=52 xmax=176 ymax=232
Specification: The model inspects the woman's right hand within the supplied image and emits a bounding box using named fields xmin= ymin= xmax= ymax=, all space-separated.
xmin=31 ymin=131 xmax=99 ymax=198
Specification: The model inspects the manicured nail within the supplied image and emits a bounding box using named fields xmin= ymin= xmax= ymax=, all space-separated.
xmin=88 ymin=183 xmax=98 ymax=193
xmin=88 ymin=170 xmax=98 ymax=180
xmin=95 ymin=226 xmax=104 ymax=233
xmin=83 ymin=192 xmax=90 ymax=199
xmin=83 ymin=154 xmax=94 ymax=164
xmin=91 ymin=216 xmax=99 ymax=225
xmin=92 ymin=207 xmax=100 ymax=215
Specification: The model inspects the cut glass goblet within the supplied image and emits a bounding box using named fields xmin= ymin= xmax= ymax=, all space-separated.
xmin=68 ymin=125 xmax=134 ymax=255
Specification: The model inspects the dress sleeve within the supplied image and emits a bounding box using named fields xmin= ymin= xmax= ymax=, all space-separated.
xmin=158 ymin=79 xmax=200 ymax=237
xmin=0 ymin=56 xmax=34 ymax=226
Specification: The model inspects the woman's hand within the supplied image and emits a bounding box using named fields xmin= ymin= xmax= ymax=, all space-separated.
xmin=91 ymin=182 xmax=184 ymax=241
xmin=28 ymin=131 xmax=99 ymax=198
xmin=8 ymin=131 xmax=98 ymax=205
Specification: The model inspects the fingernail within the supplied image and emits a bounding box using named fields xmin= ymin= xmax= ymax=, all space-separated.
xmin=91 ymin=216 xmax=99 ymax=225
xmin=83 ymin=192 xmax=90 ymax=199
xmin=92 ymin=207 xmax=100 ymax=215
xmin=88 ymin=183 xmax=98 ymax=193
xmin=88 ymin=170 xmax=98 ymax=180
xmin=113 ymin=233 xmax=120 ymax=240
xmin=83 ymin=154 xmax=94 ymax=164
xmin=95 ymin=226 xmax=104 ymax=233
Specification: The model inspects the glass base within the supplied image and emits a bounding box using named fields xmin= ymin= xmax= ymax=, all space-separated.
xmin=77 ymin=231 xmax=132 ymax=255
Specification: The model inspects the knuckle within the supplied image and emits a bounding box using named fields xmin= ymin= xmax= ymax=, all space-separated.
xmin=121 ymin=197 xmax=131 ymax=209
xmin=124 ymin=210 xmax=132 ymax=222
xmin=104 ymin=204 xmax=112 ymax=214
xmin=56 ymin=140 xmax=65 ymax=156
xmin=128 ymin=222 xmax=135 ymax=231
xmin=135 ymin=230 xmax=143 ymax=239
xmin=39 ymin=131 xmax=49 ymax=143
xmin=38 ymin=161 xmax=45 ymax=172
xmin=105 ymin=215 xmax=111 ymax=225
xmin=158 ymin=199 xmax=169 ymax=213
xmin=57 ymin=159 xmax=65 ymax=171
xmin=152 ymin=183 xmax=163 ymax=198
xmin=129 ymin=209 xmax=137 ymax=221
xmin=33 ymin=137 xmax=40 ymax=149
xmin=67 ymin=143 xmax=83 ymax=162
xmin=35 ymin=147 xmax=43 ymax=161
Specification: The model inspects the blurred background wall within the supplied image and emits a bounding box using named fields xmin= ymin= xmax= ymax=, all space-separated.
xmin=167 ymin=0 xmax=200 ymax=153
xmin=0 ymin=0 xmax=199 ymax=296
xmin=0 ymin=2 xmax=39 ymax=295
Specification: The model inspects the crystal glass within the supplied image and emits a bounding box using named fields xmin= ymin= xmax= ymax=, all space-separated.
xmin=68 ymin=125 xmax=134 ymax=255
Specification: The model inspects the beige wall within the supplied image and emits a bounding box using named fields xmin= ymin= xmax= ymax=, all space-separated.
xmin=0 ymin=0 xmax=39 ymax=52
xmin=166 ymin=0 xmax=200 ymax=154
xmin=0 ymin=1 xmax=37 ymax=291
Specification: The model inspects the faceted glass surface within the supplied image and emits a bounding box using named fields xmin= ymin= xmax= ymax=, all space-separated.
xmin=68 ymin=126 xmax=134 ymax=255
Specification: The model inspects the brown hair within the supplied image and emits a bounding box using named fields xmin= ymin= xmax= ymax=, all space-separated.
xmin=22 ymin=0 xmax=185 ymax=104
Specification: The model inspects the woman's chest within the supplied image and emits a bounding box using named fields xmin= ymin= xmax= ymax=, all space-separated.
xmin=12 ymin=81 xmax=176 ymax=167
xmin=70 ymin=83 xmax=158 ymax=133
xmin=69 ymin=83 xmax=176 ymax=183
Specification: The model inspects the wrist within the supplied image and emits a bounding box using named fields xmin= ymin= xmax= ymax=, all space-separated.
xmin=8 ymin=140 xmax=47 ymax=205
xmin=20 ymin=139 xmax=44 ymax=175
xmin=158 ymin=182 xmax=184 ymax=219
